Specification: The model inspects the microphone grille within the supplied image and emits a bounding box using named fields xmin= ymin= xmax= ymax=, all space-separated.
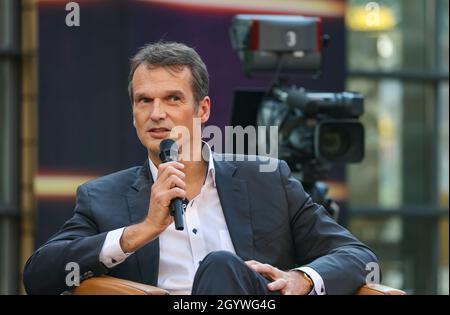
xmin=159 ymin=139 xmax=179 ymax=162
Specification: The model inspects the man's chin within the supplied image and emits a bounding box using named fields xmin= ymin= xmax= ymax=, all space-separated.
xmin=141 ymin=135 xmax=188 ymax=158
xmin=141 ymin=138 xmax=163 ymax=156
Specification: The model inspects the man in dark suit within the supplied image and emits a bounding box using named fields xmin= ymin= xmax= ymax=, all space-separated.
xmin=23 ymin=42 xmax=378 ymax=295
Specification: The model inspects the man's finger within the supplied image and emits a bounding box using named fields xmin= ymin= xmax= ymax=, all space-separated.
xmin=159 ymin=161 xmax=184 ymax=172
xmin=251 ymin=263 xmax=279 ymax=277
xmin=157 ymin=163 xmax=186 ymax=182
xmin=245 ymin=260 xmax=261 ymax=267
xmin=267 ymin=278 xmax=287 ymax=291
xmin=162 ymin=174 xmax=186 ymax=190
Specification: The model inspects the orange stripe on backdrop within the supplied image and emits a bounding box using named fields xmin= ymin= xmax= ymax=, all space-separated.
xmin=141 ymin=0 xmax=345 ymax=17
xmin=35 ymin=0 xmax=104 ymax=7
xmin=38 ymin=0 xmax=346 ymax=18
xmin=35 ymin=173 xmax=348 ymax=202
xmin=35 ymin=173 xmax=98 ymax=200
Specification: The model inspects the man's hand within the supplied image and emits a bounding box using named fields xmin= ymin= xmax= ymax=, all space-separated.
xmin=144 ymin=161 xmax=186 ymax=232
xmin=245 ymin=260 xmax=313 ymax=295
xmin=120 ymin=161 xmax=186 ymax=253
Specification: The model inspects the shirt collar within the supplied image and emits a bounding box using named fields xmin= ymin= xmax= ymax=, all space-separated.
xmin=148 ymin=141 xmax=216 ymax=187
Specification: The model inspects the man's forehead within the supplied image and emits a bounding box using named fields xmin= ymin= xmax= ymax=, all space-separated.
xmin=134 ymin=64 xmax=191 ymax=83
xmin=132 ymin=64 xmax=192 ymax=95
xmin=132 ymin=64 xmax=193 ymax=98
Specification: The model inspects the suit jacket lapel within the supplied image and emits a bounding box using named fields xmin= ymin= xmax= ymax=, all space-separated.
xmin=213 ymin=154 xmax=254 ymax=261
xmin=125 ymin=156 xmax=254 ymax=284
xmin=126 ymin=160 xmax=160 ymax=286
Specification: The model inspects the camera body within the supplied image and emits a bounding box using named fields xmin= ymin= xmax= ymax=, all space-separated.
xmin=230 ymin=14 xmax=323 ymax=74
xmin=258 ymin=87 xmax=365 ymax=175
xmin=230 ymin=14 xmax=365 ymax=182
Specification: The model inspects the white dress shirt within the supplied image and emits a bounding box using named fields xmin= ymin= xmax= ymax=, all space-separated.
xmin=99 ymin=143 xmax=325 ymax=295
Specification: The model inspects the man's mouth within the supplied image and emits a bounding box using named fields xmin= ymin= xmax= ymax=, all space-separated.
xmin=147 ymin=127 xmax=171 ymax=139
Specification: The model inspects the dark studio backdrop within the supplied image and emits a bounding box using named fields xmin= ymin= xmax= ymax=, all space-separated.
xmin=36 ymin=0 xmax=346 ymax=247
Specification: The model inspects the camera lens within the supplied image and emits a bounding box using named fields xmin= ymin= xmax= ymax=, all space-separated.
xmin=316 ymin=121 xmax=364 ymax=163
xmin=320 ymin=127 xmax=350 ymax=159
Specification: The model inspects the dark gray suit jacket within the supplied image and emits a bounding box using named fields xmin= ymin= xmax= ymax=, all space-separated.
xmin=23 ymin=154 xmax=378 ymax=295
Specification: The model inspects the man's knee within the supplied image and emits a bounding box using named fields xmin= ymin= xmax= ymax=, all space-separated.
xmin=193 ymin=251 xmax=273 ymax=295
xmin=198 ymin=250 xmax=243 ymax=272
xmin=193 ymin=251 xmax=249 ymax=294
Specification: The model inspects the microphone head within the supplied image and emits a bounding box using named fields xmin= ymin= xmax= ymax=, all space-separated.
xmin=159 ymin=139 xmax=179 ymax=163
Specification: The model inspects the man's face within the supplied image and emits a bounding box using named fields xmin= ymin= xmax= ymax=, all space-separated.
xmin=132 ymin=64 xmax=210 ymax=160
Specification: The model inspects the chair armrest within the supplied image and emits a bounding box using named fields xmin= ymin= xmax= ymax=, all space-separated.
xmin=355 ymin=284 xmax=406 ymax=295
xmin=71 ymin=275 xmax=169 ymax=295
xmin=70 ymin=276 xmax=405 ymax=295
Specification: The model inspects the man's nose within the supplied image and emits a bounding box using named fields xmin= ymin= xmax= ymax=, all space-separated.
xmin=150 ymin=99 xmax=166 ymax=121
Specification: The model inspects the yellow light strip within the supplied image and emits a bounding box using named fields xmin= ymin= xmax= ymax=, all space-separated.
xmin=35 ymin=174 xmax=97 ymax=198
xmin=346 ymin=5 xmax=396 ymax=32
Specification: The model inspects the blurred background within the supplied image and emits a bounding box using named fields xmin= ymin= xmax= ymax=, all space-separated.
xmin=0 ymin=0 xmax=448 ymax=294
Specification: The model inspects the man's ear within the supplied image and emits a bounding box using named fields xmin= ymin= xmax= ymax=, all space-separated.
xmin=197 ymin=96 xmax=211 ymax=124
xmin=132 ymin=105 xmax=137 ymax=127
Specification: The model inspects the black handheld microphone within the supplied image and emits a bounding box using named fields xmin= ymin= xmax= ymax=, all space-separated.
xmin=159 ymin=139 xmax=184 ymax=231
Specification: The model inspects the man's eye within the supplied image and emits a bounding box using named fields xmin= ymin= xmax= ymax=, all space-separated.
xmin=137 ymin=97 xmax=152 ymax=104
xmin=169 ymin=95 xmax=181 ymax=102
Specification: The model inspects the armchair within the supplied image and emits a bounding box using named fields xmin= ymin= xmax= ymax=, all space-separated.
xmin=70 ymin=275 xmax=406 ymax=295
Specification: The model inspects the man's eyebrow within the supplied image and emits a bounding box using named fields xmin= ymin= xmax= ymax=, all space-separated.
xmin=164 ymin=90 xmax=185 ymax=98
xmin=134 ymin=90 xmax=186 ymax=100
xmin=134 ymin=92 xmax=151 ymax=100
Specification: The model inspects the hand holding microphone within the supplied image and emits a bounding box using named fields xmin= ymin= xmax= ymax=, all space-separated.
xmin=120 ymin=140 xmax=186 ymax=253
xmin=159 ymin=139 xmax=185 ymax=230
xmin=142 ymin=139 xmax=186 ymax=234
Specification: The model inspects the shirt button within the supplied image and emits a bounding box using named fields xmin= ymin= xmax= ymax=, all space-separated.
xmin=192 ymin=228 xmax=198 ymax=234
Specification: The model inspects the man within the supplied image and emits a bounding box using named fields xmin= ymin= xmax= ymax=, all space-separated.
xmin=23 ymin=42 xmax=378 ymax=295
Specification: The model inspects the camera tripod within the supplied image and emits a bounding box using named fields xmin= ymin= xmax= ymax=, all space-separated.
xmin=293 ymin=162 xmax=340 ymax=221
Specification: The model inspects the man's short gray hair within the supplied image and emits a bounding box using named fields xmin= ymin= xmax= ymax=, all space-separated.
xmin=128 ymin=42 xmax=209 ymax=105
